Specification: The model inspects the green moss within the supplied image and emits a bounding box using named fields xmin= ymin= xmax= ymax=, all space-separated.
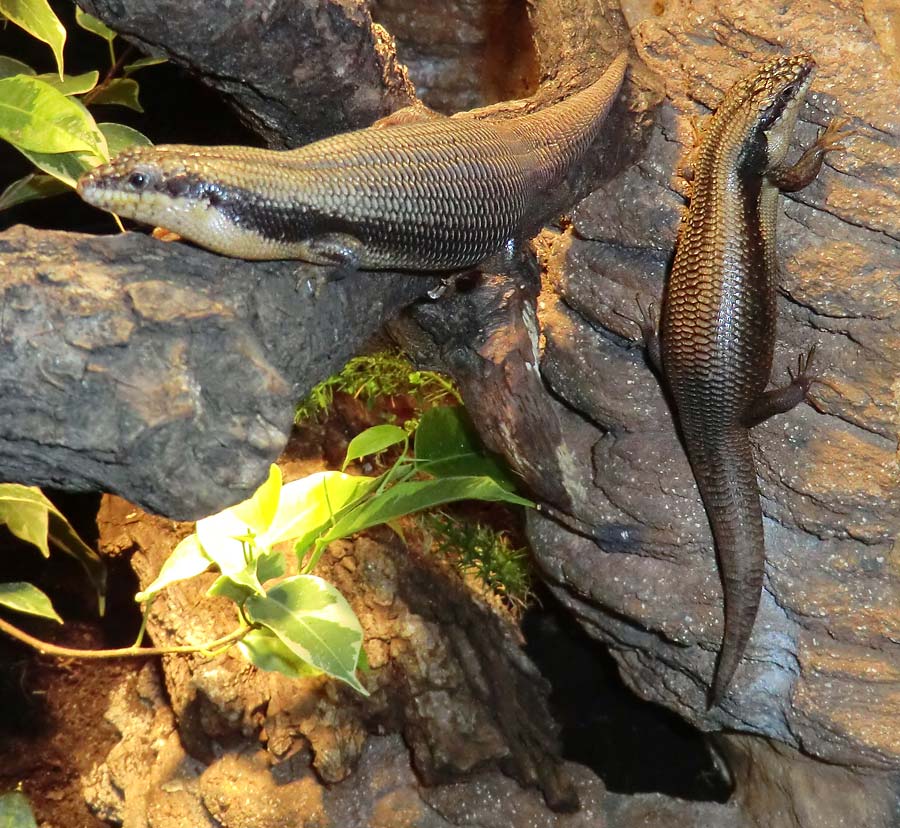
xmin=420 ymin=512 xmax=534 ymax=612
xmin=295 ymin=349 xmax=460 ymax=424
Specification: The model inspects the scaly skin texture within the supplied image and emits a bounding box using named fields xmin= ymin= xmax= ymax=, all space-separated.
xmin=77 ymin=53 xmax=627 ymax=270
xmin=642 ymin=53 xmax=852 ymax=706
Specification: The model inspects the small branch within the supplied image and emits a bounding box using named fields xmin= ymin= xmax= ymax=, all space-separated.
xmin=0 ymin=614 xmax=250 ymax=660
xmin=83 ymin=44 xmax=135 ymax=107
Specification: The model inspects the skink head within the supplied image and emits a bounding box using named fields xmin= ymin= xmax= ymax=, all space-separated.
xmin=77 ymin=144 xmax=230 ymax=240
xmin=721 ymin=53 xmax=816 ymax=170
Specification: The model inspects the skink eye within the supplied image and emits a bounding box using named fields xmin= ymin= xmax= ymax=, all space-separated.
xmin=127 ymin=172 xmax=148 ymax=190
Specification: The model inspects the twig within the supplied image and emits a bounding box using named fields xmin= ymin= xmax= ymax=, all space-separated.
xmin=0 ymin=615 xmax=250 ymax=660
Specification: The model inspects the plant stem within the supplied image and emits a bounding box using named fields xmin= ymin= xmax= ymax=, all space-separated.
xmin=82 ymin=44 xmax=135 ymax=107
xmin=0 ymin=615 xmax=250 ymax=660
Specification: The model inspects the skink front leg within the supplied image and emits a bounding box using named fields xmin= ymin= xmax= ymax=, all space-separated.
xmin=299 ymin=233 xmax=366 ymax=278
xmin=769 ymin=117 xmax=855 ymax=192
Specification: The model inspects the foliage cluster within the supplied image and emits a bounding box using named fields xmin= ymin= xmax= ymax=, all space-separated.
xmin=0 ymin=407 xmax=531 ymax=694
xmin=295 ymin=349 xmax=461 ymax=425
xmin=138 ymin=406 xmax=532 ymax=690
xmin=0 ymin=0 xmax=161 ymax=211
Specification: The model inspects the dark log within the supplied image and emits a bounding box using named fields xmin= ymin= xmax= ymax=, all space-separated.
xmin=0 ymin=225 xmax=437 ymax=517
xmin=77 ymin=0 xmax=417 ymax=147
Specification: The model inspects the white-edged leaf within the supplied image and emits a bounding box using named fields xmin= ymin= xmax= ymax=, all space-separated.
xmin=237 ymin=627 xmax=322 ymax=680
xmin=0 ymin=56 xmax=35 ymax=78
xmin=230 ymin=464 xmax=281 ymax=536
xmin=194 ymin=466 xmax=287 ymax=595
xmin=33 ymin=70 xmax=99 ymax=96
xmin=0 ymin=75 xmax=107 ymax=156
xmin=342 ymin=424 xmax=407 ymax=470
xmin=0 ymin=790 xmax=38 ymax=828
xmin=135 ymin=534 xmax=211 ymax=602
xmin=196 ymin=513 xmax=266 ymax=596
xmin=0 ymin=581 xmax=62 ymax=622
xmin=268 ymin=471 xmax=375 ymax=554
xmin=15 ymin=117 xmax=146 ymax=190
xmin=245 ymin=575 xmax=366 ymax=694
xmin=0 ymin=0 xmax=66 ymax=79
xmin=74 ymin=7 xmax=115 ymax=43
xmin=0 ymin=172 xmax=69 ymax=210
xmin=15 ymin=144 xmax=97 ymax=187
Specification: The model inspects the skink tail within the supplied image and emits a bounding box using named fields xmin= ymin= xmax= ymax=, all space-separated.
xmin=687 ymin=428 xmax=766 ymax=707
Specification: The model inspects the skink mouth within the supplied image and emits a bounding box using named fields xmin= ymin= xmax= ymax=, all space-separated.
xmin=76 ymin=163 xmax=119 ymax=207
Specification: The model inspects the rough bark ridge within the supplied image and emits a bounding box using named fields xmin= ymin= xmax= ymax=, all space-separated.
xmin=78 ymin=0 xmax=417 ymax=147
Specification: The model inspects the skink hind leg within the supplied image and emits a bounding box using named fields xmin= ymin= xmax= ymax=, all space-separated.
xmin=742 ymin=346 xmax=817 ymax=427
xmin=769 ymin=117 xmax=856 ymax=192
xmin=371 ymin=101 xmax=447 ymax=128
xmin=635 ymin=295 xmax=662 ymax=374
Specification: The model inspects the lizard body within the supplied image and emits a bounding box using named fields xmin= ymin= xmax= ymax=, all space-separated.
xmin=77 ymin=53 xmax=627 ymax=270
xmin=642 ymin=53 xmax=850 ymax=705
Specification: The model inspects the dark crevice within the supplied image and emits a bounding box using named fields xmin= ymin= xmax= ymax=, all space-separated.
xmin=522 ymin=587 xmax=732 ymax=802
xmin=370 ymin=0 xmax=539 ymax=111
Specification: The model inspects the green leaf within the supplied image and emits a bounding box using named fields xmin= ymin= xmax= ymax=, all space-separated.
xmin=135 ymin=534 xmax=211 ymax=602
xmin=33 ymin=70 xmax=99 ymax=96
xmin=230 ymin=464 xmax=281 ymax=536
xmin=206 ymin=575 xmax=254 ymax=604
xmin=342 ymin=424 xmax=408 ymax=471
xmin=0 ymin=484 xmax=107 ymax=611
xmin=0 ymin=582 xmax=62 ymax=622
xmin=0 ymin=75 xmax=107 ymax=156
xmin=237 ymin=627 xmax=321 ymax=680
xmin=245 ymin=575 xmax=366 ymax=694
xmin=0 ymin=790 xmax=38 ymax=828
xmin=195 ymin=466 xmax=288 ymax=596
xmin=0 ymin=56 xmax=35 ymax=78
xmin=0 ymin=484 xmax=50 ymax=556
xmin=98 ymin=121 xmax=152 ymax=156
xmin=124 ymin=56 xmax=167 ymax=75
xmin=74 ymin=7 xmax=116 ymax=43
xmin=414 ymin=406 xmax=515 ymax=486
xmin=196 ymin=523 xmax=265 ymax=596
xmin=0 ymin=171 xmax=69 ymax=210
xmin=46 ymin=511 xmax=107 ymax=612
xmin=89 ymin=77 xmax=143 ymax=112
xmin=257 ymin=549 xmax=286 ymax=584
xmin=0 ymin=0 xmax=66 ymax=79
xmin=321 ymin=476 xmax=533 ymax=547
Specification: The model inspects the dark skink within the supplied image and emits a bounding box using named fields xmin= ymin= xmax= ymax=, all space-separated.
xmin=642 ymin=54 xmax=851 ymax=705
xmin=76 ymin=53 xmax=627 ymax=270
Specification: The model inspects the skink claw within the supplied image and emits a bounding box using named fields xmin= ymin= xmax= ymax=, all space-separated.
xmin=816 ymin=116 xmax=857 ymax=153
xmin=787 ymin=344 xmax=816 ymax=394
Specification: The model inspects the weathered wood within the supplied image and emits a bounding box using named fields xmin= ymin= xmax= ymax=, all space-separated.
xmin=0 ymin=225 xmax=437 ymax=517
